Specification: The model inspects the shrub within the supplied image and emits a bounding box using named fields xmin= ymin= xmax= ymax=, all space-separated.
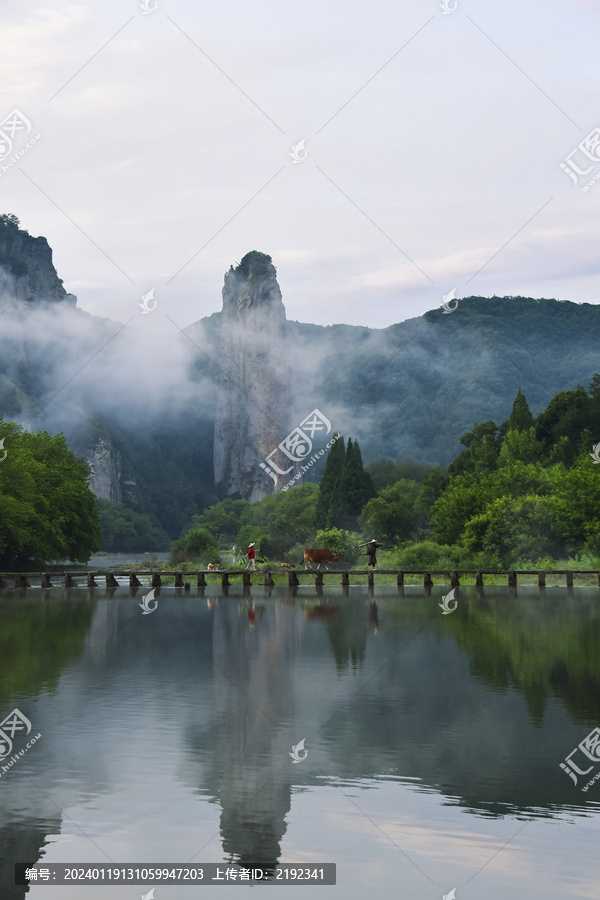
xmin=171 ymin=526 xmax=221 ymax=565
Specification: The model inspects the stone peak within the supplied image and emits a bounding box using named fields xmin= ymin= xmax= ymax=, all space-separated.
xmin=222 ymin=251 xmax=284 ymax=318
xmin=231 ymin=251 xmax=275 ymax=280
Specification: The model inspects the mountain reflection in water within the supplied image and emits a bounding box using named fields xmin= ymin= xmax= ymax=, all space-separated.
xmin=1 ymin=585 xmax=599 ymax=900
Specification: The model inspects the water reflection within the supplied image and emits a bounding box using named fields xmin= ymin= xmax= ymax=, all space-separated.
xmin=0 ymin=585 xmax=599 ymax=899
xmin=0 ymin=593 xmax=95 ymax=709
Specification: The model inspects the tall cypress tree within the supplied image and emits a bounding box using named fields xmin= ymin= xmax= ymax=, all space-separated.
xmin=347 ymin=438 xmax=375 ymax=518
xmin=330 ymin=438 xmax=375 ymax=530
xmin=315 ymin=433 xmax=345 ymax=528
xmin=507 ymin=389 xmax=534 ymax=433
xmin=329 ymin=438 xmax=352 ymax=527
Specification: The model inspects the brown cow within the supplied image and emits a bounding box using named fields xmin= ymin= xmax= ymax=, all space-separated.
xmin=303 ymin=548 xmax=340 ymax=570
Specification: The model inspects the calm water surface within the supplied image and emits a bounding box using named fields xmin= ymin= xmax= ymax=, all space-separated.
xmin=1 ymin=583 xmax=599 ymax=899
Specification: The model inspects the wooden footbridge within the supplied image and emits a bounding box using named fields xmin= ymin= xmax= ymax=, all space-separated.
xmin=0 ymin=568 xmax=598 ymax=593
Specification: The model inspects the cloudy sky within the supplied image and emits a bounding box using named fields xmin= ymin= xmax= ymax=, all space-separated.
xmin=1 ymin=0 xmax=599 ymax=332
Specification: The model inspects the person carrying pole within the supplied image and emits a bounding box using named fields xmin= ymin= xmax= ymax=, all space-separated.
xmin=361 ymin=538 xmax=384 ymax=570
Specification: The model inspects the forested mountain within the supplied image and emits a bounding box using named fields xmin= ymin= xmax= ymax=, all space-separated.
xmin=2 ymin=213 xmax=600 ymax=542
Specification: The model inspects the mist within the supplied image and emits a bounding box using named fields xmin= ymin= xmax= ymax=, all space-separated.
xmin=3 ymin=241 xmax=600 ymax=524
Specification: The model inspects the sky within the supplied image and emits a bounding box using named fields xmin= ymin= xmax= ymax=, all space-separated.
xmin=1 ymin=0 xmax=599 ymax=332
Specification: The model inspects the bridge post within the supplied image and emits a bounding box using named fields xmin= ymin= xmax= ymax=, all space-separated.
xmin=342 ymin=572 xmax=350 ymax=587
xmin=0 ymin=575 xmax=5 ymax=590
xmin=243 ymin=572 xmax=251 ymax=586
xmin=152 ymin=573 xmax=162 ymax=588
xmin=64 ymin=573 xmax=77 ymax=588
xmin=197 ymin=572 xmax=206 ymax=587
xmin=538 ymin=571 xmax=546 ymax=588
xmin=450 ymin=570 xmax=460 ymax=587
xmin=315 ymin=571 xmax=324 ymax=588
xmin=129 ymin=573 xmax=142 ymax=588
xmin=86 ymin=573 xmax=97 ymax=588
xmin=221 ymin=573 xmax=230 ymax=588
xmin=174 ymin=573 xmax=185 ymax=588
xmin=106 ymin=573 xmax=119 ymax=587
xmin=397 ymin=571 xmax=404 ymax=597
xmin=566 ymin=571 xmax=574 ymax=588
xmin=41 ymin=573 xmax=54 ymax=588
xmin=264 ymin=572 xmax=274 ymax=586
xmin=15 ymin=574 xmax=31 ymax=588
xmin=288 ymin=571 xmax=299 ymax=587
xmin=475 ymin=571 xmax=483 ymax=587
xmin=508 ymin=571 xmax=517 ymax=588
xmin=424 ymin=572 xmax=433 ymax=588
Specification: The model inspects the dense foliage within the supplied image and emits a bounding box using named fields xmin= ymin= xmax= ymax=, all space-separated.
xmin=179 ymin=482 xmax=319 ymax=562
xmin=171 ymin=379 xmax=600 ymax=570
xmin=171 ymin=526 xmax=221 ymax=565
xmin=96 ymin=499 xmax=169 ymax=552
xmin=4 ymin=375 xmax=600 ymax=570
xmin=429 ymin=380 xmax=600 ymax=565
xmin=173 ymin=435 xmax=375 ymax=564
xmin=0 ymin=417 xmax=101 ymax=564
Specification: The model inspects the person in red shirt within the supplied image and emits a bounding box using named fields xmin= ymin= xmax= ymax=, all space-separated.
xmin=245 ymin=543 xmax=256 ymax=570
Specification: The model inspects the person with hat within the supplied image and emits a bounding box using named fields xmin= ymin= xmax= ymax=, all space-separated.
xmin=364 ymin=538 xmax=384 ymax=570
xmin=245 ymin=543 xmax=256 ymax=570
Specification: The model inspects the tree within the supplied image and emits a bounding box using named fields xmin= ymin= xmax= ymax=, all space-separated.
xmin=328 ymin=437 xmax=374 ymax=530
xmin=96 ymin=500 xmax=169 ymax=552
xmin=171 ymin=526 xmax=221 ymax=564
xmin=314 ymin=527 xmax=362 ymax=567
xmin=366 ymin=459 xmax=434 ymax=491
xmin=549 ymin=458 xmax=600 ymax=551
xmin=432 ymin=461 xmax=555 ymax=547
xmin=535 ymin=385 xmax=591 ymax=465
xmin=360 ymin=479 xmax=420 ymax=543
xmin=0 ymin=417 xmax=101 ymax=564
xmin=0 ymin=213 xmax=20 ymax=229
xmin=219 ymin=483 xmax=320 ymax=559
xmin=506 ymin=388 xmax=534 ymax=432
xmin=415 ymin=469 xmax=447 ymax=531
xmin=448 ymin=420 xmax=501 ymax=477
xmin=188 ymin=499 xmax=250 ymax=546
xmin=588 ymin=372 xmax=600 ymax=401
xmin=315 ymin=433 xmax=345 ymax=528
xmin=265 ymin=483 xmax=317 ymax=555
xmin=463 ymin=494 xmax=562 ymax=566
xmin=431 ymin=473 xmax=486 ymax=544
xmin=497 ymin=427 xmax=543 ymax=466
